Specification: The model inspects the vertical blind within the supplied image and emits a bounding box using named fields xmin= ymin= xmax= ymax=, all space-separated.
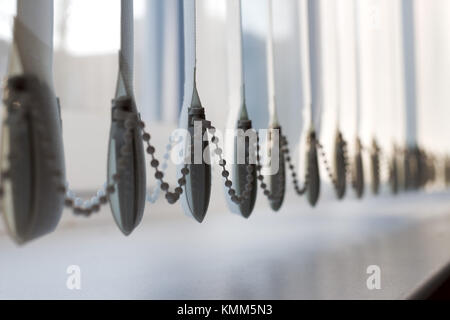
xmin=0 ymin=0 xmax=449 ymax=191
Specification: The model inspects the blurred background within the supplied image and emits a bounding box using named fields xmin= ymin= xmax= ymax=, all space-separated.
xmin=0 ymin=0 xmax=450 ymax=299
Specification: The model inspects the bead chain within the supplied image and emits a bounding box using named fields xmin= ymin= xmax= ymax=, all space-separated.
xmin=342 ymin=138 xmax=352 ymax=181
xmin=372 ymin=142 xmax=383 ymax=185
xmin=281 ymin=135 xmax=308 ymax=195
xmin=350 ymin=141 xmax=362 ymax=191
xmin=376 ymin=146 xmax=394 ymax=183
xmin=63 ymin=114 xmax=144 ymax=216
xmin=207 ymin=125 xmax=256 ymax=205
xmin=64 ymin=135 xmax=177 ymax=209
xmin=0 ymin=79 xmax=440 ymax=217
xmin=141 ymin=123 xmax=189 ymax=205
xmin=0 ymin=94 xmax=437 ymax=215
xmin=255 ymin=132 xmax=285 ymax=201
xmin=316 ymin=142 xmax=340 ymax=192
xmin=147 ymin=137 xmax=180 ymax=204
xmin=0 ymin=105 xmax=263 ymax=213
xmin=354 ymin=142 xmax=388 ymax=188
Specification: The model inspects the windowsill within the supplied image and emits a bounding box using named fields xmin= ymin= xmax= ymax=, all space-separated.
xmin=1 ymin=190 xmax=450 ymax=299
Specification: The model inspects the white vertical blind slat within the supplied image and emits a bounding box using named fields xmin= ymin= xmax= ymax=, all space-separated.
xmin=306 ymin=0 xmax=323 ymax=134
xmin=15 ymin=0 xmax=54 ymax=86
xmin=401 ymin=0 xmax=418 ymax=148
xmin=266 ymin=0 xmax=278 ymax=126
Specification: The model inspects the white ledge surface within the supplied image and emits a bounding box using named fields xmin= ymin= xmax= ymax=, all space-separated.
xmin=1 ymin=191 xmax=450 ymax=299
